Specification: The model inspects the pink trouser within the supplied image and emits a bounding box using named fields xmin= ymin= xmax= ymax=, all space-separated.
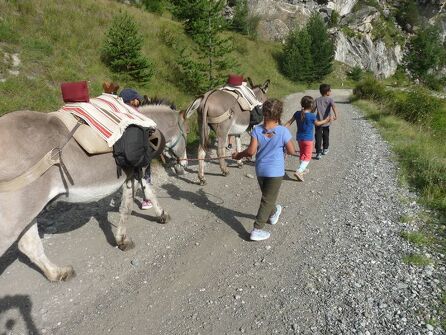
xmin=298 ymin=140 xmax=313 ymax=161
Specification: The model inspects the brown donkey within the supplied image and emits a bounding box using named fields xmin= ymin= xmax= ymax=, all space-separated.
xmin=186 ymin=79 xmax=269 ymax=185
xmin=0 ymin=103 xmax=186 ymax=281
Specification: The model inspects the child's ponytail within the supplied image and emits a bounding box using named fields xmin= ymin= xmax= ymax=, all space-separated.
xmin=300 ymin=96 xmax=314 ymax=121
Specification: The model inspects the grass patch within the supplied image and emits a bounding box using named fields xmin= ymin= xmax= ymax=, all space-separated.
xmin=352 ymin=99 xmax=446 ymax=215
xmin=400 ymin=231 xmax=429 ymax=246
xmin=399 ymin=214 xmax=413 ymax=223
xmin=403 ymin=253 xmax=432 ymax=266
xmin=0 ymin=0 xmax=300 ymax=117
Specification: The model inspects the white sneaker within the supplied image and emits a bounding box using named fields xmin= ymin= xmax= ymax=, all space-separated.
xmin=141 ymin=200 xmax=153 ymax=210
xmin=250 ymin=228 xmax=271 ymax=241
xmin=268 ymin=204 xmax=282 ymax=225
xmin=294 ymin=171 xmax=304 ymax=181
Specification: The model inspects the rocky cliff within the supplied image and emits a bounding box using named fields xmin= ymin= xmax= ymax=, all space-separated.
xmin=244 ymin=0 xmax=445 ymax=78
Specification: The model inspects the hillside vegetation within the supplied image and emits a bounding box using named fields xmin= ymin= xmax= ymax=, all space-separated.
xmin=0 ymin=0 xmax=300 ymax=115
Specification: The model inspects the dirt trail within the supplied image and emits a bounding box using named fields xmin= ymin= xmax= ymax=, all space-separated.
xmin=1 ymin=90 xmax=444 ymax=335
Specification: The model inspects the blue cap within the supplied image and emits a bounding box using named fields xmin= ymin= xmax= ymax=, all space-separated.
xmin=119 ymin=88 xmax=143 ymax=104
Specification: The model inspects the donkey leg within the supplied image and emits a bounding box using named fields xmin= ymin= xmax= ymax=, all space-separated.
xmin=235 ymin=135 xmax=243 ymax=168
xmin=198 ymin=144 xmax=207 ymax=186
xmin=218 ymin=138 xmax=229 ymax=176
xmin=18 ymin=222 xmax=75 ymax=282
xmin=141 ymin=179 xmax=170 ymax=224
xmin=115 ymin=181 xmax=135 ymax=251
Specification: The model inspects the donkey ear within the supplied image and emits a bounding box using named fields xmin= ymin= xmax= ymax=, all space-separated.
xmin=111 ymin=82 xmax=120 ymax=94
xmin=261 ymin=79 xmax=270 ymax=92
xmin=102 ymin=81 xmax=111 ymax=93
xmin=247 ymin=77 xmax=254 ymax=88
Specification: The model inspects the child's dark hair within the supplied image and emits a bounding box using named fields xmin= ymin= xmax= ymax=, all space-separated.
xmin=262 ymin=98 xmax=283 ymax=123
xmin=300 ymin=96 xmax=314 ymax=121
xmin=319 ymin=84 xmax=331 ymax=96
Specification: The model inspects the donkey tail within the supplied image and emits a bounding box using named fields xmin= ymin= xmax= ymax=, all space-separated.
xmin=200 ymin=101 xmax=210 ymax=149
xmin=185 ymin=97 xmax=202 ymax=119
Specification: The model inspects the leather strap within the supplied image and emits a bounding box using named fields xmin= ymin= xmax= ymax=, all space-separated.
xmin=0 ymin=122 xmax=81 ymax=193
xmin=207 ymin=110 xmax=232 ymax=123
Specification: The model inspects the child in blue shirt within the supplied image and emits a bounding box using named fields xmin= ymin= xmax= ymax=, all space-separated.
xmin=232 ymin=99 xmax=295 ymax=241
xmin=285 ymin=96 xmax=331 ymax=181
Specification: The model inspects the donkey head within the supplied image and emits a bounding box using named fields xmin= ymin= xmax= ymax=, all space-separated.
xmin=248 ymin=78 xmax=270 ymax=103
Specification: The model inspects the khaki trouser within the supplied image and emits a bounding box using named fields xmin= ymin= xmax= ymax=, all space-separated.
xmin=254 ymin=176 xmax=283 ymax=229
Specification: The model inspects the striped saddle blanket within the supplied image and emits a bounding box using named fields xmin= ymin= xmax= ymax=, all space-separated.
xmin=60 ymin=93 xmax=157 ymax=147
xmin=220 ymin=83 xmax=263 ymax=111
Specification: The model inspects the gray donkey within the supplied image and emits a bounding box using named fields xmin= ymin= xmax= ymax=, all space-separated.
xmin=186 ymin=79 xmax=269 ymax=185
xmin=0 ymin=104 xmax=187 ymax=281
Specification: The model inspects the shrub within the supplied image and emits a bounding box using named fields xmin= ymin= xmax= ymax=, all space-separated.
xmin=353 ymin=76 xmax=387 ymax=101
xmin=246 ymin=15 xmax=260 ymax=39
xmin=101 ymin=12 xmax=154 ymax=83
xmin=142 ymin=0 xmax=164 ymax=14
xmin=347 ymin=66 xmax=364 ymax=81
xmin=389 ymin=88 xmax=442 ymax=124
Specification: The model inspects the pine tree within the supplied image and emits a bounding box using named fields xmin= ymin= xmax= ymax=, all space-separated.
xmin=280 ymin=28 xmax=313 ymax=83
xmin=171 ymin=0 xmax=237 ymax=93
xmin=232 ymin=0 xmax=249 ymax=35
xmin=101 ymin=12 xmax=154 ymax=83
xmin=306 ymin=13 xmax=334 ymax=80
xmin=404 ymin=25 xmax=446 ymax=81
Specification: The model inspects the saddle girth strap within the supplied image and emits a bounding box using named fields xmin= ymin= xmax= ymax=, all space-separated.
xmin=207 ymin=110 xmax=232 ymax=124
xmin=0 ymin=122 xmax=81 ymax=193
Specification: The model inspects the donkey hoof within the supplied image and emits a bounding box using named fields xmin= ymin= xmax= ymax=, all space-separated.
xmin=199 ymin=179 xmax=207 ymax=186
xmin=174 ymin=164 xmax=185 ymax=175
xmin=158 ymin=211 xmax=170 ymax=224
xmin=118 ymin=238 xmax=135 ymax=251
xmin=49 ymin=266 xmax=75 ymax=282
xmin=222 ymin=170 xmax=229 ymax=176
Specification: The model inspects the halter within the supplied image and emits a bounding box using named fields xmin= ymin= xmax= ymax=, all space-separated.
xmin=165 ymin=115 xmax=187 ymax=160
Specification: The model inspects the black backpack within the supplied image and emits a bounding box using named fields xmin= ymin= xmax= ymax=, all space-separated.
xmin=249 ymin=105 xmax=264 ymax=127
xmin=113 ymin=125 xmax=154 ymax=180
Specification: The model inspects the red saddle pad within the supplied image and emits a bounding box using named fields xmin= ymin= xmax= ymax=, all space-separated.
xmin=227 ymin=74 xmax=244 ymax=86
xmin=61 ymin=81 xmax=90 ymax=103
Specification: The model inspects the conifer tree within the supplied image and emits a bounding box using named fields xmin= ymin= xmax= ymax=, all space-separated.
xmin=404 ymin=25 xmax=446 ymax=81
xmin=306 ymin=13 xmax=334 ymax=80
xmin=232 ymin=0 xmax=249 ymax=35
xmin=171 ymin=0 xmax=237 ymax=93
xmin=101 ymin=12 xmax=154 ymax=83
xmin=280 ymin=28 xmax=313 ymax=83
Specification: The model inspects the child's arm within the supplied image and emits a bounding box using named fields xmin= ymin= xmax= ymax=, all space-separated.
xmin=232 ymin=137 xmax=258 ymax=160
xmin=314 ymin=116 xmax=331 ymax=126
xmin=331 ymin=101 xmax=338 ymax=120
xmin=284 ymin=115 xmax=295 ymax=128
xmin=284 ymin=139 xmax=296 ymax=156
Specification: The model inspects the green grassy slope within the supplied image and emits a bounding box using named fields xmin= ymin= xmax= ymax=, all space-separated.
xmin=0 ymin=0 xmax=301 ymax=115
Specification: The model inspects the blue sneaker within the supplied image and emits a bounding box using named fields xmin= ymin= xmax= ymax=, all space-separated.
xmin=250 ymin=228 xmax=271 ymax=241
xmin=268 ymin=204 xmax=282 ymax=225
xmin=315 ymin=153 xmax=322 ymax=160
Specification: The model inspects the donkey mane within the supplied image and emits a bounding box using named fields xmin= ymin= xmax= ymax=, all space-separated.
xmin=142 ymin=96 xmax=176 ymax=110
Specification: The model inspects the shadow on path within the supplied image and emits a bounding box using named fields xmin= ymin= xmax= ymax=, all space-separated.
xmin=162 ymin=184 xmax=253 ymax=240
xmin=0 ymin=295 xmax=39 ymax=335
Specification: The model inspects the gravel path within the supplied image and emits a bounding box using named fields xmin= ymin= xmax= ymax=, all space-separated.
xmin=0 ymin=90 xmax=444 ymax=335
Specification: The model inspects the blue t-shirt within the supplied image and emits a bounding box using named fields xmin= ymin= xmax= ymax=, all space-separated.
xmin=294 ymin=111 xmax=316 ymax=141
xmin=252 ymin=125 xmax=292 ymax=177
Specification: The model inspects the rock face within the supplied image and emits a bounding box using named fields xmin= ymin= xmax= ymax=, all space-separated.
xmin=245 ymin=0 xmax=443 ymax=78
xmin=334 ymin=32 xmax=403 ymax=78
